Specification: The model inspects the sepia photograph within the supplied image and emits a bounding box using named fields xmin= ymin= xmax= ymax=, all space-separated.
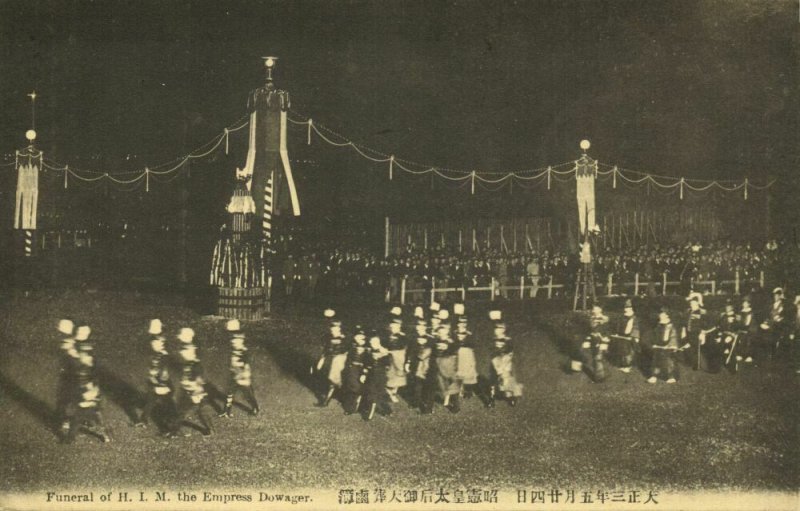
xmin=0 ymin=1 xmax=797 ymax=510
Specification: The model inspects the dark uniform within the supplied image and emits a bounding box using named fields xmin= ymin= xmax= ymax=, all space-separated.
xmin=168 ymin=329 xmax=214 ymax=437
xmin=717 ymin=303 xmax=742 ymax=373
xmin=681 ymin=293 xmax=710 ymax=370
xmin=649 ymin=309 xmax=679 ymax=383
xmin=220 ymin=320 xmax=259 ymax=417
xmin=488 ymin=317 xmax=523 ymax=407
xmin=56 ymin=319 xmax=78 ymax=437
xmin=316 ymin=319 xmax=348 ymax=407
xmin=385 ymin=308 xmax=408 ymax=404
xmin=408 ymin=318 xmax=435 ymax=414
xmin=342 ymin=328 xmax=370 ymax=415
xmin=611 ymin=300 xmax=640 ymax=373
xmin=736 ymin=298 xmax=757 ymax=365
xmin=135 ymin=320 xmax=174 ymax=429
xmin=64 ymin=327 xmax=111 ymax=444
xmin=364 ymin=335 xmax=392 ymax=420
xmin=577 ymin=306 xmax=611 ymax=382
xmin=430 ymin=313 xmax=461 ymax=413
xmin=760 ymin=288 xmax=788 ymax=360
xmin=454 ymin=304 xmax=478 ymax=398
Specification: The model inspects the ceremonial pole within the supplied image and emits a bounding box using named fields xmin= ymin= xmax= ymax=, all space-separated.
xmin=211 ymin=58 xmax=300 ymax=319
xmin=384 ymin=216 xmax=390 ymax=258
xmin=573 ymin=139 xmax=598 ymax=311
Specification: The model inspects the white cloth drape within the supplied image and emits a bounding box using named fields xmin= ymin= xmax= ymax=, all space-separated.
xmin=279 ymin=110 xmax=301 ymax=216
xmin=14 ymin=163 xmax=39 ymax=230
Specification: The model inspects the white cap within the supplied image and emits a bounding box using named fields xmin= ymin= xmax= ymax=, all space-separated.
xmin=57 ymin=319 xmax=75 ymax=335
xmin=323 ymin=309 xmax=336 ymax=318
xmin=414 ymin=306 xmax=424 ymax=319
xmin=225 ymin=319 xmax=241 ymax=332
xmin=453 ymin=303 xmax=465 ymax=316
xmin=489 ymin=310 xmax=502 ymax=321
xmin=686 ymin=291 xmax=704 ymax=306
xmin=429 ymin=302 xmax=440 ymax=312
xmin=773 ymin=287 xmax=784 ymax=295
xmin=369 ymin=336 xmax=383 ymax=351
xmin=177 ymin=327 xmax=195 ymax=343
xmin=390 ymin=306 xmax=402 ymax=316
xmin=148 ymin=319 xmax=163 ymax=335
xmin=438 ymin=310 xmax=449 ymax=320
xmin=74 ymin=325 xmax=91 ymax=341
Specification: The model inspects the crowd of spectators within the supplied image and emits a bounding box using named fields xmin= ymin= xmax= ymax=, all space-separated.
xmin=271 ymin=235 xmax=782 ymax=302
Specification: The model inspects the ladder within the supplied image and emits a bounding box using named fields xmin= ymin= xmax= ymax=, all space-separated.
xmin=573 ymin=262 xmax=596 ymax=311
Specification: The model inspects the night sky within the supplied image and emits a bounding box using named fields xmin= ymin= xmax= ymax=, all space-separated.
xmin=0 ymin=1 xmax=798 ymax=230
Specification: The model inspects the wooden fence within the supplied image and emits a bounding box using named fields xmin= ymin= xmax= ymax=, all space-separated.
xmin=391 ymin=271 xmax=765 ymax=305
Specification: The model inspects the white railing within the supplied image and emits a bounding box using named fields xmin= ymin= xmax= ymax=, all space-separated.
xmin=392 ymin=270 xmax=765 ymax=304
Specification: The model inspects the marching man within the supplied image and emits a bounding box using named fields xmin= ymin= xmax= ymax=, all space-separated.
xmin=64 ymin=324 xmax=112 ymax=444
xmin=384 ymin=306 xmax=408 ymax=404
xmin=718 ymin=300 xmax=743 ymax=373
xmin=342 ymin=326 xmax=369 ymax=415
xmin=134 ymin=319 xmax=174 ymax=429
xmin=168 ymin=328 xmax=214 ymax=437
xmin=611 ymin=299 xmax=640 ymax=374
xmin=760 ymin=287 xmax=787 ymax=360
xmin=737 ymin=296 xmax=757 ymax=366
xmin=573 ymin=304 xmax=611 ymax=382
xmin=429 ymin=302 xmax=442 ymax=336
xmin=315 ymin=310 xmax=348 ymax=407
xmin=219 ymin=320 xmax=259 ymax=417
xmin=364 ymin=333 xmax=392 ymax=421
xmin=453 ymin=303 xmax=478 ymax=399
xmin=648 ymin=308 xmax=679 ymax=383
xmin=408 ymin=314 xmax=435 ymax=414
xmin=681 ymin=292 xmax=710 ymax=370
xmin=431 ymin=309 xmax=461 ymax=413
xmin=487 ymin=310 xmax=523 ymax=407
xmin=56 ymin=318 xmax=78 ymax=439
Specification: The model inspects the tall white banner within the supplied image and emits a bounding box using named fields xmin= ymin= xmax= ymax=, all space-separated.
xmin=576 ymin=156 xmax=596 ymax=235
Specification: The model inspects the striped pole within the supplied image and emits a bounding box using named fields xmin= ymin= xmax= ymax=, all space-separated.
xmin=25 ymin=230 xmax=33 ymax=257
xmin=263 ymin=170 xmax=274 ymax=240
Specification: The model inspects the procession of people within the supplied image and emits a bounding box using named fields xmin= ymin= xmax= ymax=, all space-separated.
xmin=313 ymin=303 xmax=523 ymax=420
xmin=52 ymin=281 xmax=799 ymax=443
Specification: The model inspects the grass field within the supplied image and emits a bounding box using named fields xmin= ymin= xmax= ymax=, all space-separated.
xmin=0 ymin=289 xmax=798 ymax=494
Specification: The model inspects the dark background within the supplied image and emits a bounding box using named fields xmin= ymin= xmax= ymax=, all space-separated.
xmin=0 ymin=0 xmax=797 ymax=288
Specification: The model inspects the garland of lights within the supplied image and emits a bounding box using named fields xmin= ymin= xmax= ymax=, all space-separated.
xmin=287 ymin=111 xmax=774 ymax=200
xmin=1 ymin=108 xmax=774 ymax=198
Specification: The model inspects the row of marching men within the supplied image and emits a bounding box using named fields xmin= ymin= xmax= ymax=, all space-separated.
xmin=55 ymin=318 xmax=258 ymax=443
xmin=314 ymin=302 xmax=523 ymax=420
xmin=569 ymin=287 xmax=800 ymax=383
